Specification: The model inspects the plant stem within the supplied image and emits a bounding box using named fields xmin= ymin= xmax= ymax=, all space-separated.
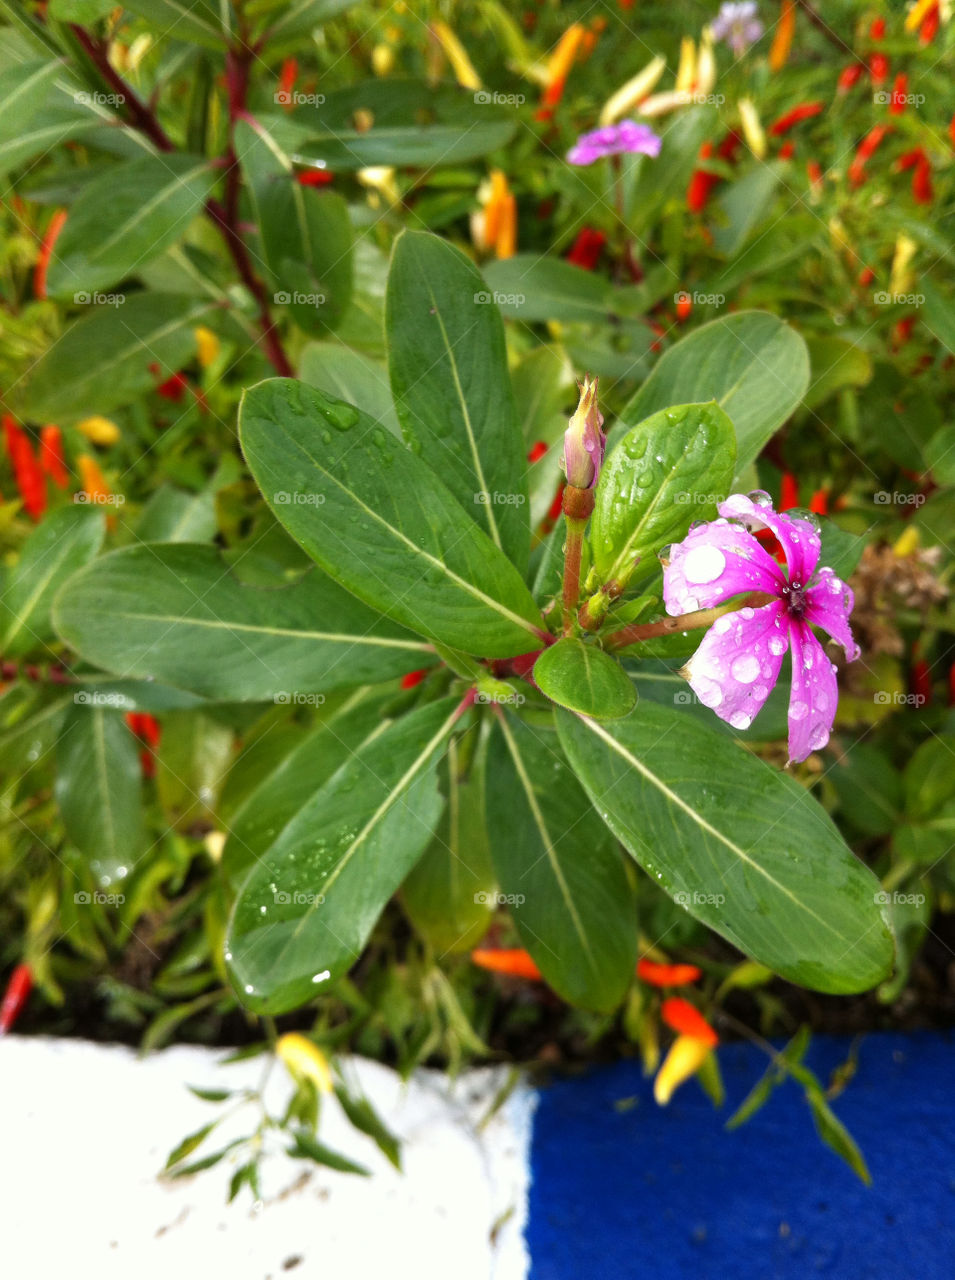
xmin=70 ymin=25 xmax=293 ymax=377
xmin=603 ymin=591 xmax=776 ymax=651
xmin=560 ymin=484 xmax=595 ymax=634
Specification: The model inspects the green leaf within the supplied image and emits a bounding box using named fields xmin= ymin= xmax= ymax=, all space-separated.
xmin=709 ymin=163 xmax=782 ymax=258
xmin=300 ymin=343 xmax=399 ymax=436
xmin=288 ymin=1129 xmax=370 ymax=1175
xmin=829 ymin=744 xmax=903 ymax=837
xmin=486 ymin=716 xmax=637 ymax=1012
xmin=803 ymin=336 xmax=873 ymax=411
xmin=512 ymin=345 xmax=574 ymax=528
xmin=222 ymin=689 xmax=392 ymax=886
xmin=55 ymin=704 xmax=144 ymax=885
xmin=387 ymin=231 xmax=528 ymax=568
xmin=482 ymin=255 xmax=620 ymax=324
xmin=18 ymin=293 xmax=213 ymax=422
xmin=236 ymin=118 xmax=353 ymax=334
xmin=156 ymin=710 xmax=233 ymax=829
xmin=806 ymin=1090 xmax=871 ymax=1185
xmin=294 ymin=120 xmax=515 ymax=170
xmin=612 ymin=313 xmax=809 ymax=483
xmin=122 ymin=0 xmax=233 ymax=48
xmin=903 ymin=736 xmax=955 ymax=819
xmin=401 ymin=728 xmax=496 ymax=955
xmin=0 ymin=506 xmax=104 ymax=656
xmin=263 ymin=0 xmax=359 ymax=42
xmin=592 ymin=401 xmax=736 ymax=586
xmin=238 ymin=378 xmax=545 ymax=658
xmin=49 ymin=0 xmax=117 ymax=18
xmin=45 ymin=155 xmax=217 ymax=299
xmin=334 ymin=1086 xmax=402 ymax=1170
xmin=533 ymin=639 xmax=636 ymax=720
xmin=53 ymin=543 xmax=430 ymax=701
xmin=226 ymin=698 xmax=457 ymax=1013
xmin=557 ymin=703 xmax=894 ymax=994
xmin=135 ymin=485 xmax=217 ymax=543
xmin=0 ymin=61 xmax=92 ymax=175
xmin=164 ymin=1121 xmax=218 ymax=1170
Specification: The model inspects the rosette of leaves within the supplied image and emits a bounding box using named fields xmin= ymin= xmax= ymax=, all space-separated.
xmin=51 ymin=231 xmax=894 ymax=1015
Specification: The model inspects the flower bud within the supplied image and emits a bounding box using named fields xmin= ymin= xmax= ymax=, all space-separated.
xmin=561 ymin=376 xmax=605 ymax=490
xmin=653 ymin=1033 xmax=712 ymax=1105
xmin=276 ymin=1032 xmax=334 ymax=1094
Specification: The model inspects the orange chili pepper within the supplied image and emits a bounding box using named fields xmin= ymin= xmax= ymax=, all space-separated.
xmin=768 ymin=0 xmax=796 ymax=72
xmin=33 ymin=209 xmax=67 ymax=300
xmin=661 ymin=996 xmax=719 ymax=1048
xmin=39 ymin=425 xmax=69 ymax=489
xmin=636 ymin=959 xmax=702 ymax=987
xmin=471 ymin=949 xmax=544 ymax=981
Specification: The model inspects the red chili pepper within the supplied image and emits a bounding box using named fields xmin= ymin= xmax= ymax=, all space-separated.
xmin=778 ymin=141 xmax=795 ymax=160
xmin=277 ymin=57 xmax=297 ymax=107
xmin=527 ymin=441 xmax=548 ymax=463
xmin=3 ymin=415 xmax=46 ymax=521
xmin=808 ymin=489 xmax=829 ymax=515
xmin=33 ymin=209 xmax=67 ymax=300
xmin=849 ymin=123 xmax=891 ymax=185
xmin=892 ymin=315 xmax=916 ymax=349
xmin=897 ymin=147 xmax=927 ymax=171
xmin=547 ymin=482 xmax=565 ymax=523
xmin=837 ymin=62 xmax=865 ymax=93
xmin=950 ymin=113 xmax=955 ymax=148
xmin=920 ymin=3 xmax=939 ymax=43
xmin=296 ymin=168 xmax=334 ymax=186
xmin=39 ymin=425 xmax=69 ymax=489
xmin=566 ymin=227 xmax=606 ymax=271
xmin=869 ymin=17 xmax=886 ymax=40
xmin=858 ymin=266 xmax=875 ymax=286
xmin=869 ymin=52 xmax=890 ymax=86
xmin=779 ymin=472 xmax=800 ymax=510
xmin=717 ymin=130 xmax=743 ymax=162
xmin=0 ymin=964 xmax=33 ymax=1034
xmin=687 ymin=141 xmax=719 ymax=212
xmin=400 ymin=669 xmax=428 ymax=690
xmin=675 ymin=292 xmax=692 ymax=323
xmin=534 ymin=75 xmax=566 ymax=123
xmin=912 ymin=157 xmax=933 ymax=203
xmin=770 ymin=101 xmax=824 ymax=136
xmin=912 ymin=657 xmax=932 ymax=707
xmin=156 ymin=371 xmax=189 ymax=402
xmin=806 ymin=159 xmax=823 ymax=187
xmin=889 ymin=73 xmax=907 ymax=114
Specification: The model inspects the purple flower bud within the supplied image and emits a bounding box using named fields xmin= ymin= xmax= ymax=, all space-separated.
xmin=561 ymin=377 xmax=605 ymax=489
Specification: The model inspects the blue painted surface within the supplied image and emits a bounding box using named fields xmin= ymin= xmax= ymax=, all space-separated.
xmin=527 ymin=1031 xmax=955 ymax=1280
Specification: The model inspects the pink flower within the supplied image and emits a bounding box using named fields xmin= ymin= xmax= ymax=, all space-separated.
xmin=567 ymin=120 xmax=662 ymax=166
xmin=710 ymin=2 xmax=764 ymax=56
xmin=663 ymin=492 xmax=859 ymax=763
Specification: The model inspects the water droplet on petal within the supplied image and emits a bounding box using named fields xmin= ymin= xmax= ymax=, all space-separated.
xmin=731 ymin=654 xmax=761 ymax=684
xmin=728 ymin=710 xmax=752 ymax=729
xmin=683 ymin=545 xmax=726 ymax=584
xmin=790 ymin=701 xmax=808 ymax=721
xmin=769 ymin=636 xmax=787 ymax=656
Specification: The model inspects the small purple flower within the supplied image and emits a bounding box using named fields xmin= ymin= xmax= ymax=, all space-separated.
xmin=567 ymin=119 xmax=662 ymax=167
xmin=710 ymin=1 xmax=764 ymax=56
xmin=663 ymin=492 xmax=860 ymax=764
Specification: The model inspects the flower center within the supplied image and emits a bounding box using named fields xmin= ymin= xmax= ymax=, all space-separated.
xmin=782 ymin=580 xmax=808 ymax=620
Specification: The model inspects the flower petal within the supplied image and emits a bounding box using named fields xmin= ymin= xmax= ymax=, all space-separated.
xmin=719 ymin=492 xmax=821 ymax=587
xmin=787 ymin=621 xmax=838 ymax=763
xmin=804 ymin=568 xmax=861 ymax=661
xmin=683 ymin=601 xmax=789 ymax=730
xmin=663 ymin=518 xmax=784 ymax=614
